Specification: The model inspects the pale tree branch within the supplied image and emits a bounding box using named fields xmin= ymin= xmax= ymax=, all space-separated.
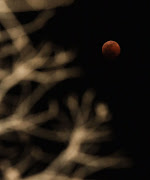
xmin=0 ymin=0 xmax=131 ymax=179
xmin=0 ymin=0 xmax=75 ymax=13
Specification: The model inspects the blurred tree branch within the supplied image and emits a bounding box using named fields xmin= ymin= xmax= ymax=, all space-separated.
xmin=0 ymin=0 xmax=131 ymax=179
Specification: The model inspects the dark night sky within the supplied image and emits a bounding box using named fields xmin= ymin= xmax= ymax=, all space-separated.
xmin=36 ymin=0 xmax=149 ymax=178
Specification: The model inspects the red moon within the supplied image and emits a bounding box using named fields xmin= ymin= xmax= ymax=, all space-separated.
xmin=102 ymin=40 xmax=121 ymax=59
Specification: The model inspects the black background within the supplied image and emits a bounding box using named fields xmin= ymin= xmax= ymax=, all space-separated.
xmin=44 ymin=0 xmax=149 ymax=179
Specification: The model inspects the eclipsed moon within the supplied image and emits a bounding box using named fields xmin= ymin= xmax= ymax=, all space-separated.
xmin=102 ymin=40 xmax=121 ymax=59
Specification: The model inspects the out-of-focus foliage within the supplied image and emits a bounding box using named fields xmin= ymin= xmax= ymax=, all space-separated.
xmin=0 ymin=0 xmax=130 ymax=179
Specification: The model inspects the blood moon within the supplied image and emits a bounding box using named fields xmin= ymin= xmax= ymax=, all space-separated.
xmin=102 ymin=40 xmax=121 ymax=59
